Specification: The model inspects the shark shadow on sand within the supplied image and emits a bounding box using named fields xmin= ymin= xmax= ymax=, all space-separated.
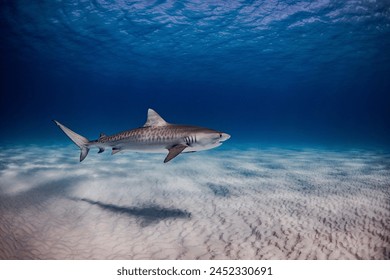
xmin=72 ymin=197 xmax=191 ymax=227
xmin=207 ymin=183 xmax=230 ymax=197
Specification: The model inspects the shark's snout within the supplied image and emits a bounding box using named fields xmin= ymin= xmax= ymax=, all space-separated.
xmin=220 ymin=133 xmax=231 ymax=142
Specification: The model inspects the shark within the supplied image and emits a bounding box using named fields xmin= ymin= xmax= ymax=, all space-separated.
xmin=53 ymin=109 xmax=230 ymax=163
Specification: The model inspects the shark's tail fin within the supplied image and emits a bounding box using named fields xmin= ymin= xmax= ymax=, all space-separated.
xmin=53 ymin=120 xmax=90 ymax=162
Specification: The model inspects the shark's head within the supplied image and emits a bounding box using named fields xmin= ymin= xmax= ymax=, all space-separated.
xmin=218 ymin=132 xmax=231 ymax=143
xmin=194 ymin=130 xmax=231 ymax=150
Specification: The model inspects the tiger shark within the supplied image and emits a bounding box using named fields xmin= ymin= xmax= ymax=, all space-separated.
xmin=53 ymin=109 xmax=230 ymax=163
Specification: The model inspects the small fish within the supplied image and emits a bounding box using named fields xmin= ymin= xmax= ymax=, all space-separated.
xmin=54 ymin=109 xmax=230 ymax=163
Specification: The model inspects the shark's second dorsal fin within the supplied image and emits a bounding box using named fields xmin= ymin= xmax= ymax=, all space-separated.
xmin=143 ymin=109 xmax=168 ymax=127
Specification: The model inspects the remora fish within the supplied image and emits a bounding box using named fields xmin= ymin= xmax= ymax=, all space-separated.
xmin=53 ymin=109 xmax=230 ymax=163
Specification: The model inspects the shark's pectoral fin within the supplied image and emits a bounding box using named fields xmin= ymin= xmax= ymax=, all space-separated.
xmin=112 ymin=148 xmax=121 ymax=155
xmin=164 ymin=144 xmax=188 ymax=163
xmin=98 ymin=147 xmax=105 ymax=154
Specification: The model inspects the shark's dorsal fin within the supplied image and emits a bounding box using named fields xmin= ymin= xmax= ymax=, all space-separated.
xmin=143 ymin=109 xmax=168 ymax=127
xmin=99 ymin=133 xmax=107 ymax=138
xmin=164 ymin=144 xmax=187 ymax=163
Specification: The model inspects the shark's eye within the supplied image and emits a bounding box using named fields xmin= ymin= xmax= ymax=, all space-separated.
xmin=219 ymin=134 xmax=222 ymax=138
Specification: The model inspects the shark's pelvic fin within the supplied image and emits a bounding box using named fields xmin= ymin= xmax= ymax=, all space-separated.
xmin=112 ymin=148 xmax=121 ymax=155
xmin=53 ymin=120 xmax=90 ymax=162
xmin=164 ymin=144 xmax=187 ymax=163
xmin=143 ymin=109 xmax=168 ymax=127
xmin=98 ymin=147 xmax=105 ymax=153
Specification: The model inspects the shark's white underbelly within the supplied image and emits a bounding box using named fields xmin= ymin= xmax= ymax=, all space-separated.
xmin=97 ymin=140 xmax=216 ymax=153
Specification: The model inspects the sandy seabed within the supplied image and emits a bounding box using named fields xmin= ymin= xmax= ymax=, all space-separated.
xmin=0 ymin=145 xmax=389 ymax=260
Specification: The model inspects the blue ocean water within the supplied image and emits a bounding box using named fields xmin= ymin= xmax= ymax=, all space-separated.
xmin=1 ymin=0 xmax=390 ymax=147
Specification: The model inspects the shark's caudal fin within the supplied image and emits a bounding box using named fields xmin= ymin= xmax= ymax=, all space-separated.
xmin=53 ymin=120 xmax=90 ymax=162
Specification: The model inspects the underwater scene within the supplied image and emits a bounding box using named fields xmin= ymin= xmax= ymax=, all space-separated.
xmin=1 ymin=0 xmax=389 ymax=259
